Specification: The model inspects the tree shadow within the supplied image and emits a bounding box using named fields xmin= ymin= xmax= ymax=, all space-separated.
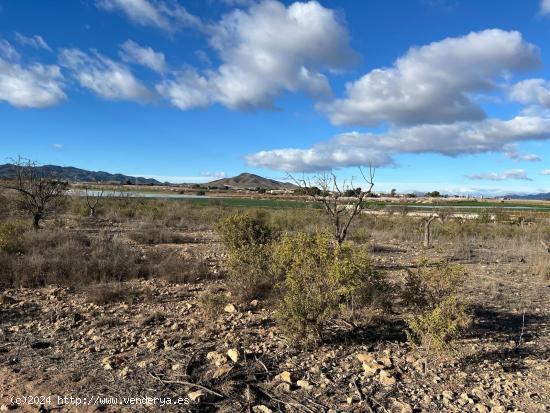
xmin=0 ymin=300 xmax=41 ymax=327
xmin=459 ymin=305 xmax=549 ymax=373
xmin=323 ymin=316 xmax=408 ymax=346
xmin=370 ymin=244 xmax=406 ymax=254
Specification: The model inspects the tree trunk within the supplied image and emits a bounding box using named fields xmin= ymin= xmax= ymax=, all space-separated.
xmin=32 ymin=213 xmax=41 ymax=230
xmin=423 ymin=215 xmax=436 ymax=248
xmin=89 ymin=206 xmax=96 ymax=217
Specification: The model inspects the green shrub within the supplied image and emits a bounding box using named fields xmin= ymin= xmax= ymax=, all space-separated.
xmin=406 ymin=295 xmax=471 ymax=351
xmin=402 ymin=260 xmax=465 ymax=310
xmin=274 ymin=232 xmax=386 ymax=345
xmin=215 ymin=213 xmax=274 ymax=252
xmin=225 ymin=244 xmax=274 ymax=301
xmin=215 ymin=213 xmax=277 ymax=301
xmin=0 ymin=220 xmax=27 ymax=253
xmin=403 ymin=260 xmax=471 ymax=350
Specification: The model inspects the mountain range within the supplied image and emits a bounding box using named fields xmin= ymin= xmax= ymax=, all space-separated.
xmin=0 ymin=164 xmax=162 ymax=185
xmin=506 ymin=192 xmax=550 ymax=200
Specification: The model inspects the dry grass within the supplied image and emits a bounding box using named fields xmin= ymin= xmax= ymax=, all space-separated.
xmin=85 ymin=283 xmax=152 ymax=305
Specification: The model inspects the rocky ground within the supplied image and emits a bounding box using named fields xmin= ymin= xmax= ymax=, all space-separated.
xmin=0 ymin=229 xmax=548 ymax=412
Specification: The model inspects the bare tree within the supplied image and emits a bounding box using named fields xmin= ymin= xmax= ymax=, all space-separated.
xmin=0 ymin=157 xmax=67 ymax=229
xmin=422 ymin=213 xmax=440 ymax=248
xmin=85 ymin=187 xmax=104 ymax=217
xmin=290 ymin=166 xmax=375 ymax=245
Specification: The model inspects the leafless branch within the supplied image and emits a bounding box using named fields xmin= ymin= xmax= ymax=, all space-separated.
xmin=287 ymin=165 xmax=376 ymax=244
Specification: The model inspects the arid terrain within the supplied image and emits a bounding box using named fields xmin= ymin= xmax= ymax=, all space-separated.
xmin=0 ymin=194 xmax=549 ymax=413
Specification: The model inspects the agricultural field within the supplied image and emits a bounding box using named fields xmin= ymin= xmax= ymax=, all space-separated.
xmin=0 ymin=191 xmax=548 ymax=412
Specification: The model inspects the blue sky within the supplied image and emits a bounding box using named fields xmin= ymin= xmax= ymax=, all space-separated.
xmin=1 ymin=0 xmax=550 ymax=194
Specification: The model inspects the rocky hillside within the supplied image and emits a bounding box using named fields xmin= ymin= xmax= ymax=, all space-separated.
xmin=207 ymin=173 xmax=296 ymax=190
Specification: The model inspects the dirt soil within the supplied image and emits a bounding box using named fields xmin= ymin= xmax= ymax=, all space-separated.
xmin=0 ymin=230 xmax=548 ymax=412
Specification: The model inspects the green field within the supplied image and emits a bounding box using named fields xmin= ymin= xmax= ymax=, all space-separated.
xmin=157 ymin=196 xmax=550 ymax=212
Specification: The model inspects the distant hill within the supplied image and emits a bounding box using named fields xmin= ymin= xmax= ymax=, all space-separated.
xmin=506 ymin=192 xmax=550 ymax=200
xmin=0 ymin=164 xmax=162 ymax=185
xmin=207 ymin=173 xmax=296 ymax=189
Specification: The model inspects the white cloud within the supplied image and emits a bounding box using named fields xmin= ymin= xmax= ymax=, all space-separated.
xmin=120 ymin=40 xmax=166 ymax=73
xmin=0 ymin=39 xmax=20 ymax=60
xmin=156 ymin=69 xmax=212 ymax=109
xmin=541 ymin=0 xmax=550 ymax=14
xmin=96 ymin=0 xmax=202 ymax=32
xmin=319 ymin=29 xmax=540 ymax=127
xmin=59 ymin=48 xmax=153 ymax=102
xmin=509 ymin=79 xmax=550 ymax=107
xmin=503 ymin=144 xmax=541 ymax=162
xmin=157 ymin=0 xmax=358 ymax=111
xmin=14 ymin=33 xmax=52 ymax=52
xmin=200 ymin=171 xmax=226 ymax=178
xmin=53 ymin=143 xmax=63 ymax=149
xmin=468 ymin=169 xmax=531 ymax=181
xmin=540 ymin=169 xmax=550 ymax=175
xmin=0 ymin=39 xmax=65 ymax=108
xmin=246 ymin=115 xmax=550 ymax=171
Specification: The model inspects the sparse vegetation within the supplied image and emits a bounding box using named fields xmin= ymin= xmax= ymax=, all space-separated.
xmin=0 ymin=188 xmax=548 ymax=411
xmin=198 ymin=291 xmax=228 ymax=315
xmin=0 ymin=158 xmax=67 ymax=229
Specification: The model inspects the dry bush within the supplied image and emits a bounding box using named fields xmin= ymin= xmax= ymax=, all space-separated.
xmin=198 ymin=291 xmax=228 ymax=316
xmin=128 ymin=223 xmax=189 ymax=244
xmin=0 ymin=219 xmax=27 ymax=253
xmin=93 ymin=197 xmax=231 ymax=229
xmin=274 ymin=232 xmax=386 ymax=345
xmin=533 ymin=254 xmax=550 ymax=279
xmin=147 ymin=250 xmax=214 ymax=284
xmin=0 ymin=192 xmax=15 ymax=219
xmin=0 ymin=229 xmax=143 ymax=288
xmin=86 ymin=283 xmax=151 ymax=305
xmin=267 ymin=207 xmax=328 ymax=234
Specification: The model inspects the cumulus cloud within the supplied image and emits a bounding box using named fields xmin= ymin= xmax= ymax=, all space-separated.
xmin=468 ymin=169 xmax=531 ymax=181
xmin=14 ymin=33 xmax=52 ymax=51
xmin=0 ymin=39 xmax=65 ymax=108
xmin=96 ymin=0 xmax=202 ymax=32
xmin=120 ymin=40 xmax=166 ymax=73
xmin=156 ymin=69 xmax=212 ymax=109
xmin=157 ymin=0 xmax=358 ymax=111
xmin=503 ymin=144 xmax=541 ymax=162
xmin=540 ymin=169 xmax=550 ymax=175
xmin=59 ymin=48 xmax=153 ymax=102
xmin=319 ymin=29 xmax=540 ymax=127
xmin=509 ymin=78 xmax=550 ymax=107
xmin=541 ymin=0 xmax=550 ymax=14
xmin=246 ymin=115 xmax=550 ymax=172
